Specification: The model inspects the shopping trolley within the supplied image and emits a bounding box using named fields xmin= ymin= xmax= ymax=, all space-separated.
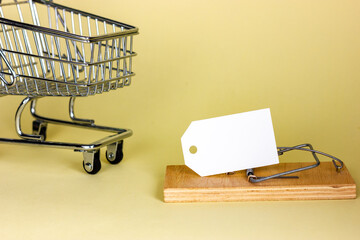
xmin=0 ymin=0 xmax=138 ymax=174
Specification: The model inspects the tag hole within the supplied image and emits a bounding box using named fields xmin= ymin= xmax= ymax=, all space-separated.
xmin=189 ymin=146 xmax=197 ymax=154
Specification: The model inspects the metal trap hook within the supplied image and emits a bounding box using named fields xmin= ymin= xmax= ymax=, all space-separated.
xmin=246 ymin=143 xmax=344 ymax=183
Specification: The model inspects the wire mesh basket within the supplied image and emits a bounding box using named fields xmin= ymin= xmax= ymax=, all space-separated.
xmin=0 ymin=0 xmax=138 ymax=96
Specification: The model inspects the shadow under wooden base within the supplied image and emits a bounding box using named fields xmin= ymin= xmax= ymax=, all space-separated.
xmin=163 ymin=162 xmax=356 ymax=203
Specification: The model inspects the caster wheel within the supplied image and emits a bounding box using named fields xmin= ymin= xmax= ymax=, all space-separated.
xmin=106 ymin=140 xmax=124 ymax=164
xmin=32 ymin=120 xmax=47 ymax=141
xmin=83 ymin=150 xmax=101 ymax=174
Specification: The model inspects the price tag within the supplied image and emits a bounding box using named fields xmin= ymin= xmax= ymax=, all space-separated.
xmin=181 ymin=108 xmax=279 ymax=176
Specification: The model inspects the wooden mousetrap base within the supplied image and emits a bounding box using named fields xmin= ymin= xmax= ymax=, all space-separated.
xmin=163 ymin=162 xmax=356 ymax=203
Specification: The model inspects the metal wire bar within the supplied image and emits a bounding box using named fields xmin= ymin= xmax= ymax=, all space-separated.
xmin=0 ymin=96 xmax=132 ymax=151
xmin=94 ymin=18 xmax=101 ymax=93
xmin=47 ymin=4 xmax=60 ymax=95
xmin=103 ymin=21 xmax=110 ymax=92
xmin=15 ymin=1 xmax=40 ymax=79
xmin=31 ymin=2 xmax=54 ymax=94
xmin=78 ymin=12 xmax=87 ymax=79
xmin=15 ymin=96 xmax=43 ymax=140
xmin=115 ymin=36 xmax=121 ymax=86
xmin=29 ymin=0 xmax=46 ymax=78
xmin=247 ymin=143 xmax=344 ymax=183
xmin=69 ymin=96 xmax=94 ymax=124
xmin=0 ymin=48 xmax=18 ymax=85
xmin=10 ymin=26 xmax=25 ymax=88
xmin=13 ymin=24 xmax=31 ymax=77
xmin=128 ymin=35 xmax=133 ymax=85
xmin=0 ymin=6 xmax=19 ymax=90
xmin=30 ymin=97 xmax=129 ymax=134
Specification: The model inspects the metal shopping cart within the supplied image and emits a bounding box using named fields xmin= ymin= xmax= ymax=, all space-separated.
xmin=0 ymin=0 xmax=138 ymax=174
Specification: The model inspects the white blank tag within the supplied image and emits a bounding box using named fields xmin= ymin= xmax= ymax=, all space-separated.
xmin=181 ymin=108 xmax=279 ymax=176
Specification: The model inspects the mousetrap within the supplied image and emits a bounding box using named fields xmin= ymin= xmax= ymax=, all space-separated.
xmin=164 ymin=144 xmax=356 ymax=203
xmin=165 ymin=110 xmax=356 ymax=202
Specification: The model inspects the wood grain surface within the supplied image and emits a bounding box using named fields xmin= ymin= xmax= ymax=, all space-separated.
xmin=163 ymin=162 xmax=356 ymax=202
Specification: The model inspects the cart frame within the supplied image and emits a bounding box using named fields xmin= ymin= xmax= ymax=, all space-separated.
xmin=0 ymin=0 xmax=138 ymax=174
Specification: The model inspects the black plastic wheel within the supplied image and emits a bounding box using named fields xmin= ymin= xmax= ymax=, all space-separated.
xmin=32 ymin=120 xmax=47 ymax=141
xmin=83 ymin=150 xmax=101 ymax=174
xmin=106 ymin=140 xmax=124 ymax=164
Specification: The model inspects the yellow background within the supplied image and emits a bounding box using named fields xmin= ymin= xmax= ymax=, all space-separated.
xmin=0 ymin=0 xmax=359 ymax=239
